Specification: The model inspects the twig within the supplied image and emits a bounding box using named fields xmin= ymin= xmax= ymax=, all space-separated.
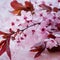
xmin=20 ymin=22 xmax=41 ymax=32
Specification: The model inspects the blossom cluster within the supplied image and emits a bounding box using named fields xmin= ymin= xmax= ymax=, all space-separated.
xmin=0 ymin=0 xmax=60 ymax=60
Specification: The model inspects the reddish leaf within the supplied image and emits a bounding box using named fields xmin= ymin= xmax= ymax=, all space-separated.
xmin=11 ymin=0 xmax=24 ymax=10
xmin=5 ymin=38 xmax=11 ymax=60
xmin=39 ymin=4 xmax=52 ymax=12
xmin=6 ymin=44 xmax=11 ymax=60
xmin=30 ymin=42 xmax=46 ymax=58
xmin=0 ymin=40 xmax=6 ymax=46
xmin=0 ymin=40 xmax=11 ymax=60
xmin=56 ymin=23 xmax=60 ymax=30
xmin=25 ymin=1 xmax=34 ymax=11
xmin=34 ymin=51 xmax=41 ymax=58
xmin=10 ymin=10 xmax=21 ymax=15
xmin=10 ymin=0 xmax=25 ymax=15
xmin=0 ymin=40 xmax=6 ymax=55
xmin=10 ymin=1 xmax=34 ymax=15
xmin=0 ymin=31 xmax=7 ymax=35
xmin=30 ymin=48 xmax=40 ymax=52
xmin=47 ymin=33 xmax=56 ymax=39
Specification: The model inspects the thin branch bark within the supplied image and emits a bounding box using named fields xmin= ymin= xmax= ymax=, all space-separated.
xmin=20 ymin=22 xmax=41 ymax=32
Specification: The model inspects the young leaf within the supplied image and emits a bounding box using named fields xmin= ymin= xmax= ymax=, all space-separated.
xmin=25 ymin=1 xmax=34 ymax=11
xmin=10 ymin=10 xmax=21 ymax=15
xmin=34 ymin=51 xmax=41 ymax=58
xmin=30 ymin=42 xmax=46 ymax=58
xmin=0 ymin=40 xmax=6 ymax=55
xmin=11 ymin=0 xmax=24 ymax=10
xmin=6 ymin=45 xmax=11 ymax=60
xmin=5 ymin=39 xmax=11 ymax=60
xmin=10 ymin=1 xmax=34 ymax=15
xmin=39 ymin=4 xmax=52 ymax=12
xmin=0 ymin=31 xmax=7 ymax=35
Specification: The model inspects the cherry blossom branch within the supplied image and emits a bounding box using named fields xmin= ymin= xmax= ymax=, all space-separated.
xmin=20 ymin=22 xmax=41 ymax=32
xmin=11 ymin=22 xmax=41 ymax=40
